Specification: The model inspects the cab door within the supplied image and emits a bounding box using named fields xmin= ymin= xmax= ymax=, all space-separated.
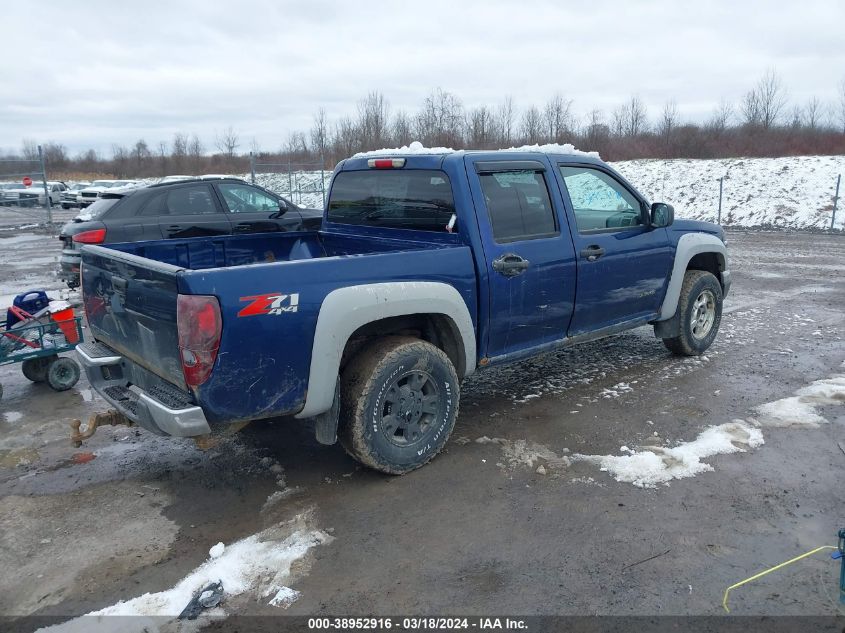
xmin=553 ymin=163 xmax=674 ymax=335
xmin=149 ymin=183 xmax=232 ymax=239
xmin=465 ymin=157 xmax=577 ymax=360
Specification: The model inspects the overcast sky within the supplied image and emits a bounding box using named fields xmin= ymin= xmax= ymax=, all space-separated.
xmin=2 ymin=0 xmax=843 ymax=155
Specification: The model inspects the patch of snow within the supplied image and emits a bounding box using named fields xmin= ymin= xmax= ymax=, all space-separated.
xmin=39 ymin=513 xmax=332 ymax=632
xmin=573 ymin=421 xmax=764 ymax=488
xmin=208 ymin=542 xmax=225 ymax=559
xmin=354 ymin=141 xmax=456 ymax=157
xmin=266 ymin=585 xmax=301 ymax=608
xmin=476 ymin=436 xmax=570 ymax=470
xmin=502 ymin=142 xmax=600 ymax=158
xmin=753 ymin=374 xmax=845 ymax=427
xmin=4 ymin=411 xmax=23 ymax=423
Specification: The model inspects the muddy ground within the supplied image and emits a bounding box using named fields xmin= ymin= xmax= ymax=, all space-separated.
xmin=0 ymin=218 xmax=843 ymax=628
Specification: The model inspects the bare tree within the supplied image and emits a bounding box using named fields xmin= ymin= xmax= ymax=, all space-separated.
xmin=43 ymin=142 xmax=68 ymax=168
xmin=309 ymin=108 xmax=329 ymax=160
xmin=215 ymin=125 xmax=240 ymax=158
xmin=584 ymin=109 xmax=609 ymax=147
xmin=284 ymin=131 xmax=308 ymax=157
xmin=21 ymin=139 xmax=38 ymax=161
xmin=657 ymin=100 xmax=678 ymax=138
xmin=112 ymin=144 xmax=130 ymax=177
xmin=391 ymin=110 xmax=413 ymax=146
xmin=742 ymin=69 xmax=787 ymax=129
xmin=188 ymin=134 xmax=204 ymax=172
xmin=172 ymin=132 xmax=189 ymax=171
xmin=837 ymin=78 xmax=845 ymax=133
xmin=708 ymin=99 xmax=733 ymax=133
xmin=466 ymin=105 xmax=495 ymax=148
xmin=803 ymin=96 xmax=822 ymax=130
xmin=543 ymin=94 xmax=573 ymax=143
xmin=415 ymin=88 xmax=464 ymax=147
xmin=157 ymin=141 xmax=168 ymax=175
xmin=249 ymin=137 xmax=261 ymax=156
xmin=332 ymin=116 xmax=359 ymax=158
xmin=623 ymin=96 xmax=648 ymax=137
xmin=520 ymin=105 xmax=543 ymax=144
xmin=496 ymin=96 xmax=516 ymax=146
xmin=357 ymin=91 xmax=390 ymax=149
xmin=132 ymin=139 xmax=151 ymax=173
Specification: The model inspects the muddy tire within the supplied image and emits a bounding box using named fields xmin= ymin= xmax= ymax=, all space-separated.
xmin=46 ymin=357 xmax=80 ymax=391
xmin=339 ymin=336 xmax=459 ymax=475
xmin=662 ymin=270 xmax=723 ymax=356
xmin=22 ymin=355 xmax=56 ymax=382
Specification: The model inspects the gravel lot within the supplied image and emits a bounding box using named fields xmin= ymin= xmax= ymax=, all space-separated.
xmin=0 ymin=223 xmax=843 ymax=629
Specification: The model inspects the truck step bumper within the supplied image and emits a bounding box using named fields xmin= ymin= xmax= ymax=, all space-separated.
xmin=76 ymin=341 xmax=211 ymax=437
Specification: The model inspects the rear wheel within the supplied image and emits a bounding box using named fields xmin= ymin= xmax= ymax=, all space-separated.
xmin=662 ymin=270 xmax=723 ymax=356
xmin=340 ymin=336 xmax=459 ymax=475
xmin=46 ymin=357 xmax=80 ymax=391
xmin=22 ymin=355 xmax=56 ymax=382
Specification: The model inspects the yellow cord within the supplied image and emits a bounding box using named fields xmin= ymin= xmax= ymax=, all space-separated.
xmin=722 ymin=545 xmax=837 ymax=612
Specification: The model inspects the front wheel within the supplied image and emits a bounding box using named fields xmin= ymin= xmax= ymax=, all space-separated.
xmin=661 ymin=270 xmax=723 ymax=356
xmin=340 ymin=337 xmax=460 ymax=475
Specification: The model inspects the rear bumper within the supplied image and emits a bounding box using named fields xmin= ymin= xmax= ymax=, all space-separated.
xmin=76 ymin=341 xmax=211 ymax=437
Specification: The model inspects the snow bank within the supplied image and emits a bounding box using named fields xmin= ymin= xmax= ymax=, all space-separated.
xmin=40 ymin=513 xmax=333 ymax=632
xmin=753 ymin=374 xmax=845 ymax=427
xmin=573 ymin=421 xmax=764 ymax=488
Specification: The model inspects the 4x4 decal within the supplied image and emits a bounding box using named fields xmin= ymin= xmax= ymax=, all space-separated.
xmin=238 ymin=293 xmax=300 ymax=317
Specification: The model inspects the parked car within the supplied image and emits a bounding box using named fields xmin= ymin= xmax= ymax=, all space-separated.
xmin=76 ymin=147 xmax=730 ymax=474
xmin=59 ymin=177 xmax=321 ymax=288
xmin=77 ymin=180 xmax=139 ymax=208
xmin=61 ymin=182 xmax=91 ymax=209
xmin=3 ymin=181 xmax=67 ymax=207
xmin=0 ymin=183 xmax=20 ymax=205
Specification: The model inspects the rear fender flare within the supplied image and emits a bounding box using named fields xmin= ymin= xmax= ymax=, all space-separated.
xmin=295 ymin=282 xmax=476 ymax=419
xmin=657 ymin=233 xmax=727 ymax=322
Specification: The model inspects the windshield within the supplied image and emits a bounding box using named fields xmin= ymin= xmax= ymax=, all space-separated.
xmin=92 ymin=181 xmax=114 ymax=187
xmin=327 ymin=169 xmax=456 ymax=232
xmin=80 ymin=197 xmax=119 ymax=218
xmin=113 ymin=180 xmax=135 ymax=187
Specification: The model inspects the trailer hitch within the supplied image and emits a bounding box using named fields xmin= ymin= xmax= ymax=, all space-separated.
xmin=70 ymin=410 xmax=134 ymax=447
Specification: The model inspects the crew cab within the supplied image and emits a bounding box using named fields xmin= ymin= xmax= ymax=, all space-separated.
xmin=77 ymin=145 xmax=730 ymax=474
xmin=61 ymin=182 xmax=91 ymax=209
xmin=4 ymin=181 xmax=67 ymax=207
xmin=59 ymin=177 xmax=321 ymax=288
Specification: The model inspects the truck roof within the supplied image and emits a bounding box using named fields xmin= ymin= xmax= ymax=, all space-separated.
xmin=345 ymin=142 xmax=606 ymax=170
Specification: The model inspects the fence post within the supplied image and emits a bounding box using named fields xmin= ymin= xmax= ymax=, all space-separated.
xmin=716 ymin=177 xmax=723 ymax=225
xmin=38 ymin=144 xmax=52 ymax=226
xmin=832 ymin=174 xmax=841 ymax=231
xmin=249 ymin=151 xmax=255 ymax=184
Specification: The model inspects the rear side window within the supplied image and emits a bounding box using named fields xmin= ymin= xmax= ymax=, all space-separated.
xmin=141 ymin=184 xmax=218 ymax=216
xmin=328 ymin=170 xmax=455 ymax=232
xmin=478 ymin=170 xmax=557 ymax=242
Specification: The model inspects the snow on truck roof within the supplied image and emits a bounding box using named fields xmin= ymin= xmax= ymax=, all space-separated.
xmin=354 ymin=140 xmax=600 ymax=159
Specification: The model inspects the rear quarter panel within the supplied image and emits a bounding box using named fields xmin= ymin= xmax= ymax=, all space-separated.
xmin=179 ymin=242 xmax=477 ymax=424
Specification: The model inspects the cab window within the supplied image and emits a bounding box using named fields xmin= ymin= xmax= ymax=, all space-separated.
xmin=478 ymin=169 xmax=557 ymax=242
xmin=558 ymin=166 xmax=643 ymax=232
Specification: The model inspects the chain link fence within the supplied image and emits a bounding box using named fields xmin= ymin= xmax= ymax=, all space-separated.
xmin=248 ymin=154 xmax=329 ymax=209
xmin=0 ymin=145 xmax=62 ymax=228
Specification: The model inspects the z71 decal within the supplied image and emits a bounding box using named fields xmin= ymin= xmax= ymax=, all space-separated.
xmin=238 ymin=293 xmax=300 ymax=317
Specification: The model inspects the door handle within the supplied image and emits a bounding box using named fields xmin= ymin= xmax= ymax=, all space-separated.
xmin=492 ymin=253 xmax=530 ymax=277
xmin=580 ymin=245 xmax=606 ymax=262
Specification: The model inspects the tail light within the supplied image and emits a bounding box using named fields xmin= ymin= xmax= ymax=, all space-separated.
xmin=177 ymin=294 xmax=222 ymax=388
xmin=73 ymin=228 xmax=106 ymax=244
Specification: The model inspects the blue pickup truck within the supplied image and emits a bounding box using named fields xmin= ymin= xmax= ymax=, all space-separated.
xmin=76 ymin=145 xmax=730 ymax=474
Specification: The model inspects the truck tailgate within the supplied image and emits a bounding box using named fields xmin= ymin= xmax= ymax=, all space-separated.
xmin=81 ymin=245 xmax=186 ymax=389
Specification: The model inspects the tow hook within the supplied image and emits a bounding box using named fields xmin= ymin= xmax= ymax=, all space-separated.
xmin=70 ymin=410 xmax=134 ymax=447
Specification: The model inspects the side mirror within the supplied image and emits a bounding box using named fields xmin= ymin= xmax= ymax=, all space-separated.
xmin=271 ymin=199 xmax=288 ymax=218
xmin=650 ymin=202 xmax=674 ymax=228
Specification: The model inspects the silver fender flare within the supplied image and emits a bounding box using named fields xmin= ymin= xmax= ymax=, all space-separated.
xmin=295 ymin=281 xmax=476 ymax=419
xmin=657 ymin=233 xmax=728 ymax=321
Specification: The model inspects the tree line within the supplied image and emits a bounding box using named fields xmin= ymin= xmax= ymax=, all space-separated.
xmin=6 ymin=70 xmax=845 ymax=179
